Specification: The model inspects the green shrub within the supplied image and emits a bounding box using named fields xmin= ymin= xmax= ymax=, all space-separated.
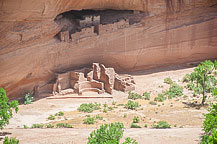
xmin=186 ymin=82 xmax=195 ymax=90
xmin=133 ymin=116 xmax=139 ymax=123
xmin=130 ymin=123 xmax=141 ymax=128
xmin=95 ymin=114 xmax=103 ymax=120
xmin=31 ymin=124 xmax=43 ymax=128
xmin=55 ymin=111 xmax=64 ymax=116
xmin=124 ymin=101 xmax=140 ymax=110
xmin=0 ymin=88 xmax=19 ymax=129
xmin=144 ymin=124 xmax=148 ymax=128
xmin=201 ymin=129 xmax=217 ymax=144
xmin=164 ymin=77 xmax=173 ymax=85
xmin=23 ymin=125 xmax=29 ymax=129
xmin=87 ymin=122 xmax=124 ymax=144
xmin=128 ymin=91 xmax=142 ymax=100
xmin=83 ymin=117 xmax=95 ymax=125
xmin=3 ymin=137 xmax=19 ymax=144
xmin=77 ymin=103 xmax=101 ymax=113
xmin=152 ymin=121 xmax=171 ymax=129
xmin=112 ymin=101 xmax=117 ymax=105
xmin=48 ymin=115 xmax=55 ymax=120
xmin=182 ymin=74 xmax=191 ymax=83
xmin=143 ymin=92 xmax=150 ymax=100
xmin=117 ymin=104 xmax=125 ymax=106
xmin=154 ymin=93 xmax=166 ymax=102
xmin=24 ymin=92 xmax=33 ymax=105
xmin=149 ymin=101 xmax=157 ymax=105
xmin=165 ymin=83 xmax=183 ymax=99
xmin=203 ymin=103 xmax=217 ymax=134
xmin=56 ymin=123 xmax=73 ymax=128
xmin=46 ymin=124 xmax=54 ymax=128
xmin=108 ymin=106 xmax=114 ymax=111
xmin=122 ymin=137 xmax=138 ymax=144
xmin=103 ymin=108 xmax=108 ymax=113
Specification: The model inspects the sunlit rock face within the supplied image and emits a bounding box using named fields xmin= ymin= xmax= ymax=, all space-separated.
xmin=0 ymin=0 xmax=217 ymax=99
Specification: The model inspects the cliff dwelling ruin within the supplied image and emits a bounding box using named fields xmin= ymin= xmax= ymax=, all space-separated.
xmin=54 ymin=10 xmax=146 ymax=42
xmin=36 ymin=63 xmax=135 ymax=97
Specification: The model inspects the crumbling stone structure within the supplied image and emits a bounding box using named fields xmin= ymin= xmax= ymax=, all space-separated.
xmin=38 ymin=63 xmax=135 ymax=96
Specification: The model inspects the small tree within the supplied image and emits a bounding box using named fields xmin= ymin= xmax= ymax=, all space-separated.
xmin=0 ymin=88 xmax=19 ymax=129
xmin=189 ymin=60 xmax=217 ymax=105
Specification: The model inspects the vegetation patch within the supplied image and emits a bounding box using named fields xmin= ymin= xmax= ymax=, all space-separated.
xmin=149 ymin=101 xmax=157 ymax=105
xmin=46 ymin=124 xmax=54 ymax=128
xmin=77 ymin=103 xmax=101 ymax=113
xmin=143 ymin=92 xmax=150 ymax=100
xmin=165 ymin=83 xmax=183 ymax=99
xmin=83 ymin=117 xmax=95 ymax=125
xmin=124 ymin=101 xmax=140 ymax=110
xmin=154 ymin=93 xmax=166 ymax=102
xmin=3 ymin=136 xmax=19 ymax=144
xmin=164 ymin=77 xmax=173 ymax=85
xmin=48 ymin=115 xmax=55 ymax=120
xmin=152 ymin=121 xmax=171 ymax=129
xmin=130 ymin=123 xmax=141 ymax=128
xmin=24 ymin=92 xmax=33 ymax=105
xmin=0 ymin=88 xmax=19 ymax=129
xmin=55 ymin=111 xmax=64 ymax=116
xmin=56 ymin=123 xmax=73 ymax=128
xmin=133 ymin=116 xmax=139 ymax=123
xmin=31 ymin=124 xmax=43 ymax=128
xmin=88 ymin=122 xmax=138 ymax=144
xmin=128 ymin=91 xmax=143 ymax=100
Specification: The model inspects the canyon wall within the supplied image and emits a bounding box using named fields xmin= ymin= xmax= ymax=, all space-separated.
xmin=0 ymin=0 xmax=217 ymax=98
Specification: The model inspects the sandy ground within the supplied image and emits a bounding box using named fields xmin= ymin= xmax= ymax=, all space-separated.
xmin=1 ymin=65 xmax=213 ymax=144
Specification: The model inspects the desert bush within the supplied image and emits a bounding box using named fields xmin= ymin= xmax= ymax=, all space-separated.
xmin=108 ymin=106 xmax=114 ymax=111
xmin=87 ymin=122 xmax=138 ymax=144
xmin=103 ymin=108 xmax=108 ymax=113
xmin=95 ymin=114 xmax=103 ymax=120
xmin=152 ymin=121 xmax=171 ymax=129
xmin=31 ymin=124 xmax=43 ymax=128
xmin=154 ymin=93 xmax=166 ymax=102
xmin=182 ymin=74 xmax=191 ymax=83
xmin=122 ymin=137 xmax=138 ymax=144
xmin=23 ymin=125 xmax=29 ymax=129
xmin=144 ymin=124 xmax=148 ymax=128
xmin=203 ymin=103 xmax=217 ymax=134
xmin=0 ymin=88 xmax=19 ymax=129
xmin=77 ymin=103 xmax=101 ymax=113
xmin=201 ymin=128 xmax=217 ymax=144
xmin=48 ymin=115 xmax=55 ymax=120
xmin=87 ymin=122 xmax=124 ymax=144
xmin=24 ymin=92 xmax=33 ymax=105
xmin=164 ymin=77 xmax=173 ymax=85
xmin=128 ymin=91 xmax=143 ymax=100
xmin=149 ymin=101 xmax=157 ymax=105
xmin=143 ymin=92 xmax=150 ymax=100
xmin=46 ymin=124 xmax=54 ymax=128
xmin=83 ymin=117 xmax=95 ymax=125
xmin=124 ymin=101 xmax=140 ymax=110
xmin=165 ymin=83 xmax=183 ymax=99
xmin=56 ymin=123 xmax=73 ymax=128
xmin=130 ymin=123 xmax=141 ymax=128
xmin=3 ymin=137 xmax=19 ymax=144
xmin=55 ymin=111 xmax=64 ymax=116
xmin=133 ymin=116 xmax=139 ymax=123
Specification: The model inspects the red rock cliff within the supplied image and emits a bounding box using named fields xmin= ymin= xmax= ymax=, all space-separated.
xmin=0 ymin=0 xmax=217 ymax=98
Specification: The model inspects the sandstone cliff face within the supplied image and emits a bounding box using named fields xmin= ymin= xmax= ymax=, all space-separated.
xmin=0 ymin=0 xmax=217 ymax=98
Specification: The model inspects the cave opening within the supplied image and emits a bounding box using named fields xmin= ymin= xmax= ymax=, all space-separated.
xmin=54 ymin=9 xmax=146 ymax=41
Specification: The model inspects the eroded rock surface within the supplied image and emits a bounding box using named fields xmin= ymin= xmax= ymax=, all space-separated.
xmin=0 ymin=0 xmax=217 ymax=98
